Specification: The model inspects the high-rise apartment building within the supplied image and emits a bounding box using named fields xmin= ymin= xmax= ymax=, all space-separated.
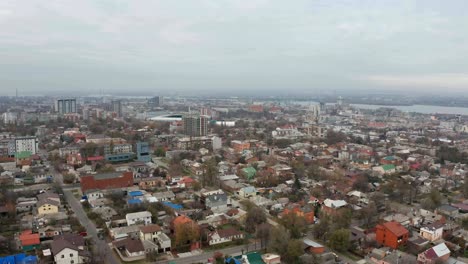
xmin=111 ymin=100 xmax=122 ymax=117
xmin=55 ymin=99 xmax=77 ymax=114
xmin=148 ymin=96 xmax=163 ymax=108
xmin=15 ymin=137 xmax=39 ymax=155
xmin=183 ymin=115 xmax=208 ymax=137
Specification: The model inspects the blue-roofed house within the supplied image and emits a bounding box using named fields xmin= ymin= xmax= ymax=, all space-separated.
xmin=163 ymin=202 xmax=183 ymax=210
xmin=129 ymin=191 xmax=144 ymax=198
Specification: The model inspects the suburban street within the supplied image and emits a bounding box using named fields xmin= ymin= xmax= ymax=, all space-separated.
xmin=44 ymin=149 xmax=121 ymax=264
xmin=155 ymin=242 xmax=262 ymax=264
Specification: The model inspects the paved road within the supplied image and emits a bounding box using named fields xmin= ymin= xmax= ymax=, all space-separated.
xmin=43 ymin=149 xmax=121 ymax=264
xmin=63 ymin=189 xmax=120 ymax=264
xmin=155 ymin=242 xmax=262 ymax=264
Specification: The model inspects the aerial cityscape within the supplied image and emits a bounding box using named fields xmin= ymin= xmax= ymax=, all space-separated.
xmin=1 ymin=1 xmax=468 ymax=264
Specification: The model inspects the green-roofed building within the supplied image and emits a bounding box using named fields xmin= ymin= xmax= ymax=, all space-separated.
xmin=382 ymin=164 xmax=396 ymax=172
xmin=16 ymin=151 xmax=32 ymax=159
xmin=242 ymin=167 xmax=256 ymax=181
xmin=233 ymin=252 xmax=265 ymax=264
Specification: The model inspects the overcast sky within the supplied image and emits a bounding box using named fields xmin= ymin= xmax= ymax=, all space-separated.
xmin=1 ymin=0 xmax=468 ymax=96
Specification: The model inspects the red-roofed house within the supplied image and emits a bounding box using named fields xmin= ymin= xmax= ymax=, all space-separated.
xmin=375 ymin=221 xmax=409 ymax=249
xmin=177 ymin=177 xmax=195 ymax=188
xmin=417 ymin=243 xmax=451 ymax=264
xmin=281 ymin=206 xmax=315 ymax=224
xmin=18 ymin=230 xmax=40 ymax=251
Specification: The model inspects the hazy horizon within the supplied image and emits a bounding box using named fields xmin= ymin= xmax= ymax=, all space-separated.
xmin=1 ymin=0 xmax=468 ymax=96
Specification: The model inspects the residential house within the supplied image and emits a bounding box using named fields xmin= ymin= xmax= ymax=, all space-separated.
xmin=156 ymin=233 xmax=172 ymax=253
xmin=38 ymin=226 xmax=64 ymax=240
xmin=139 ymin=224 xmax=162 ymax=242
xmin=113 ymin=238 xmax=146 ymax=258
xmin=126 ymin=211 xmax=152 ymax=226
xmin=303 ymin=238 xmax=325 ymax=254
xmin=18 ymin=230 xmax=40 ymax=251
xmin=37 ymin=199 xmax=60 ymax=216
xmin=138 ymin=225 xmax=171 ymax=253
xmin=419 ymin=222 xmax=444 ymax=242
xmin=281 ymin=205 xmax=315 ymax=224
xmin=153 ymin=191 xmax=175 ymax=202
xmin=198 ymin=214 xmax=229 ymax=228
xmin=93 ymin=206 xmax=118 ymax=221
xmin=375 ymin=221 xmax=409 ymax=249
xmin=207 ymin=228 xmax=244 ymax=245
xmin=84 ymin=190 xmax=104 ymax=201
xmin=110 ymin=225 xmax=141 ymax=240
xmin=37 ymin=192 xmax=60 ymax=203
xmin=139 ymin=177 xmax=165 ymax=190
xmin=262 ymin=253 xmax=281 ymax=264
xmin=417 ymin=243 xmax=451 ymax=264
xmin=238 ymin=186 xmax=257 ymax=199
xmin=436 ymin=204 xmax=459 ymax=219
xmin=88 ymin=198 xmax=111 ymax=209
xmin=16 ymin=197 xmax=37 ymax=213
xmin=201 ymin=191 xmax=228 ymax=211
xmin=51 ymin=234 xmax=89 ymax=264
xmin=322 ymin=199 xmax=348 ymax=215
xmin=176 ymin=176 xmax=195 ymax=188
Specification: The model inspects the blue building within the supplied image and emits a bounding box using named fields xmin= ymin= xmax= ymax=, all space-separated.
xmin=136 ymin=142 xmax=151 ymax=162
xmin=105 ymin=153 xmax=134 ymax=162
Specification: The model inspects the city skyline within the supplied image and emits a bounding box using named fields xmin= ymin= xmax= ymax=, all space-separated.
xmin=1 ymin=0 xmax=468 ymax=96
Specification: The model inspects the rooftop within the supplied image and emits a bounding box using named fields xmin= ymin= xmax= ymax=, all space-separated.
xmin=382 ymin=221 xmax=408 ymax=237
xmin=139 ymin=224 xmax=162 ymax=234
xmin=93 ymin=172 xmax=125 ymax=180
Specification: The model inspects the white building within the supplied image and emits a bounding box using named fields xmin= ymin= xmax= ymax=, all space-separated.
xmin=51 ymin=235 xmax=88 ymax=264
xmin=84 ymin=190 xmax=104 ymax=201
xmin=2 ymin=112 xmax=18 ymax=124
xmin=126 ymin=211 xmax=152 ymax=226
xmin=153 ymin=191 xmax=175 ymax=202
xmin=212 ymin=136 xmax=222 ymax=151
xmin=54 ymin=247 xmax=87 ymax=264
xmin=15 ymin=137 xmax=39 ymax=155
xmin=208 ymin=228 xmax=244 ymax=245
xmin=420 ymin=222 xmax=444 ymax=242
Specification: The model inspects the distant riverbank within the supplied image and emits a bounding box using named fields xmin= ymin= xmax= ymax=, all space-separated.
xmin=291 ymin=100 xmax=468 ymax=115
xmin=349 ymin=104 xmax=468 ymax=115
